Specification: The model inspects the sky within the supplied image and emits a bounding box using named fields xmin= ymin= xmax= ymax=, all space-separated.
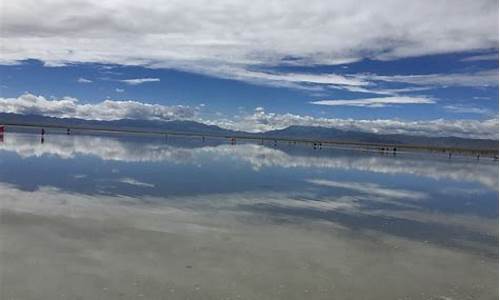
xmin=0 ymin=0 xmax=498 ymax=139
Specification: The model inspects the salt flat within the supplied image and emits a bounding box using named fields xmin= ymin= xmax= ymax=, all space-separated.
xmin=1 ymin=132 xmax=498 ymax=300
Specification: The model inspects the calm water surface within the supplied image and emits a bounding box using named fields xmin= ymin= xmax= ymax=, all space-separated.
xmin=0 ymin=132 xmax=498 ymax=299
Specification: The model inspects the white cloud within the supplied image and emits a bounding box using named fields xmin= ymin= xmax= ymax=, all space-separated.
xmin=218 ymin=68 xmax=499 ymax=93
xmin=0 ymin=93 xmax=195 ymax=121
xmin=444 ymin=105 xmax=493 ymax=115
xmin=169 ymin=64 xmax=498 ymax=92
xmin=0 ymin=1 xmax=496 ymax=95
xmin=461 ymin=53 xmax=499 ymax=62
xmin=115 ymin=88 xmax=124 ymax=93
xmin=209 ymin=107 xmax=498 ymax=139
xmin=331 ymin=85 xmax=433 ymax=96
xmin=207 ymin=67 xmax=369 ymax=88
xmin=310 ymin=96 xmax=434 ymax=107
xmin=120 ymin=78 xmax=160 ymax=85
xmin=0 ymin=0 xmax=497 ymax=75
xmin=359 ymin=70 xmax=498 ymax=87
xmin=0 ymin=93 xmax=497 ymax=139
xmin=77 ymin=77 xmax=92 ymax=83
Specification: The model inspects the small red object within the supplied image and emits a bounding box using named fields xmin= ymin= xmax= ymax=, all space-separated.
xmin=0 ymin=126 xmax=4 ymax=134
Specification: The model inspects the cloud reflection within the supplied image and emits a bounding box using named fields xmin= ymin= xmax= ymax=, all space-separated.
xmin=307 ymin=179 xmax=427 ymax=200
xmin=1 ymin=179 xmax=496 ymax=299
xmin=1 ymin=132 xmax=497 ymax=299
xmin=0 ymin=132 xmax=497 ymax=190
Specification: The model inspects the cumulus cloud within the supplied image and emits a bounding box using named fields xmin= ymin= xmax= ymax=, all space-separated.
xmin=209 ymin=107 xmax=498 ymax=139
xmin=115 ymin=88 xmax=124 ymax=93
xmin=77 ymin=77 xmax=92 ymax=83
xmin=0 ymin=0 xmax=497 ymax=74
xmin=0 ymin=93 xmax=196 ymax=121
xmin=0 ymin=93 xmax=497 ymax=139
xmin=310 ymin=96 xmax=434 ymax=107
xmin=120 ymin=78 xmax=160 ymax=85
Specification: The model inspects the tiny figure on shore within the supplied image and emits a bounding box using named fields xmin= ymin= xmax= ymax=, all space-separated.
xmin=448 ymin=152 xmax=452 ymax=159
xmin=67 ymin=128 xmax=71 ymax=135
xmin=41 ymin=128 xmax=45 ymax=136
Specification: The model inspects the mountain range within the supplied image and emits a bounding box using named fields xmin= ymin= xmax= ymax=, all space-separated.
xmin=0 ymin=113 xmax=497 ymax=150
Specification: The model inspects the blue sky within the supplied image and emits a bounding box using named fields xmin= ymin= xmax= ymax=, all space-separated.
xmin=0 ymin=0 xmax=498 ymax=138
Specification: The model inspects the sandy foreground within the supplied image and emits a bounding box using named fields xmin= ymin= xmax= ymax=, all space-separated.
xmin=0 ymin=182 xmax=497 ymax=300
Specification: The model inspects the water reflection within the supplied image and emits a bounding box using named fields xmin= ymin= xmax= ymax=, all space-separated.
xmin=0 ymin=132 xmax=498 ymax=299
xmin=0 ymin=132 xmax=497 ymax=189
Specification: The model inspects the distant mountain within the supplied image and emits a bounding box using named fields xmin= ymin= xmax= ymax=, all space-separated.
xmin=0 ymin=113 xmax=497 ymax=150
xmin=264 ymin=125 xmax=498 ymax=150
xmin=0 ymin=113 xmax=237 ymax=136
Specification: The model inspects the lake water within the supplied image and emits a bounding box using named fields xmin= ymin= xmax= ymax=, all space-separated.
xmin=0 ymin=132 xmax=498 ymax=300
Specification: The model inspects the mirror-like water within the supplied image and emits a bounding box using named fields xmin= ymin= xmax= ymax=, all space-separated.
xmin=1 ymin=132 xmax=498 ymax=299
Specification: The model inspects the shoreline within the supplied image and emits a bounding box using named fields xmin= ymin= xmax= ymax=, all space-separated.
xmin=1 ymin=122 xmax=498 ymax=158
